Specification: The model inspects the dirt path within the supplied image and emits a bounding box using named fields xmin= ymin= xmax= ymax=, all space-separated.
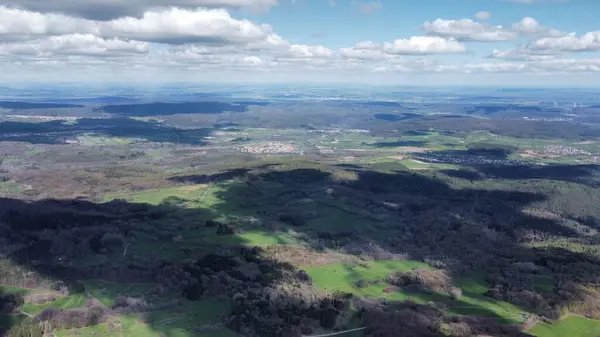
xmin=86 ymin=293 xmax=109 ymax=311
xmin=304 ymin=327 xmax=366 ymax=337
xmin=19 ymin=310 xmax=34 ymax=318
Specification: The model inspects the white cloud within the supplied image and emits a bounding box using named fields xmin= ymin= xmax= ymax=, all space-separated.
xmin=354 ymin=40 xmax=380 ymax=50
xmin=488 ymin=48 xmax=556 ymax=61
xmin=512 ymin=17 xmax=565 ymax=37
xmin=161 ymin=39 xmax=334 ymax=73
xmin=0 ymin=6 xmax=277 ymax=45
xmin=475 ymin=11 xmax=491 ymax=21
xmin=162 ymin=48 xmax=271 ymax=68
xmin=338 ymin=47 xmax=388 ymax=60
xmin=102 ymin=8 xmax=272 ymax=45
xmin=276 ymin=44 xmax=334 ymax=59
xmin=2 ymin=0 xmax=278 ymax=20
xmin=0 ymin=6 xmax=99 ymax=41
xmin=338 ymin=37 xmax=466 ymax=60
xmin=383 ymin=36 xmax=466 ymax=55
xmin=423 ymin=18 xmax=516 ymax=42
xmin=462 ymin=62 xmax=529 ymax=73
xmin=531 ymin=58 xmax=600 ymax=72
xmin=1 ymin=1 xmax=599 ymax=83
xmin=338 ymin=41 xmax=390 ymax=60
xmin=0 ymin=34 xmax=149 ymax=57
xmin=527 ymin=31 xmax=600 ymax=52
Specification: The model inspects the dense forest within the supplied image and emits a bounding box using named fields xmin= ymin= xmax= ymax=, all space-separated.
xmin=1 ymin=160 xmax=600 ymax=336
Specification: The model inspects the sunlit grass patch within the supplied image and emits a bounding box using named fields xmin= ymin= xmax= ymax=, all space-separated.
xmin=528 ymin=315 xmax=600 ymax=337
xmin=82 ymin=280 xmax=154 ymax=308
xmin=21 ymin=294 xmax=86 ymax=315
xmin=305 ymin=260 xmax=431 ymax=296
xmin=0 ymin=284 xmax=35 ymax=296
xmin=55 ymin=299 xmax=236 ymax=337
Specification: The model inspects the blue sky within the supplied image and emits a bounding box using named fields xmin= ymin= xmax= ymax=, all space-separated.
xmin=248 ymin=0 xmax=600 ymax=57
xmin=1 ymin=0 xmax=600 ymax=85
xmin=253 ymin=0 xmax=599 ymax=42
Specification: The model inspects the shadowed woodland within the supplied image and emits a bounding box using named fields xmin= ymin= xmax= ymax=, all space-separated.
xmin=0 ymin=118 xmax=212 ymax=145
xmin=2 ymin=160 xmax=600 ymax=336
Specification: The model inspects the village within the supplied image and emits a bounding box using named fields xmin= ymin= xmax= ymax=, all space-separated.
xmin=236 ymin=142 xmax=299 ymax=154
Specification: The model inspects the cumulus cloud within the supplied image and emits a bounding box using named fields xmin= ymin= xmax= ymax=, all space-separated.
xmin=354 ymin=40 xmax=381 ymax=50
xmin=527 ymin=31 xmax=600 ymax=52
xmin=488 ymin=48 xmax=556 ymax=61
xmin=0 ymin=6 xmax=99 ymax=41
xmin=338 ymin=37 xmax=466 ymax=59
xmin=2 ymin=0 xmax=278 ymax=20
xmin=475 ymin=11 xmax=491 ymax=21
xmin=0 ymin=2 xmax=597 ymax=81
xmin=423 ymin=18 xmax=516 ymax=42
xmin=383 ymin=36 xmax=466 ymax=55
xmin=338 ymin=41 xmax=390 ymax=60
xmin=162 ymin=40 xmax=334 ymax=72
xmin=0 ymin=34 xmax=149 ymax=57
xmin=339 ymin=48 xmax=387 ymax=60
xmin=512 ymin=17 xmax=565 ymax=37
xmin=0 ymin=6 xmax=275 ymax=45
xmin=102 ymin=8 xmax=272 ymax=45
xmin=162 ymin=48 xmax=270 ymax=68
xmin=462 ymin=62 xmax=529 ymax=73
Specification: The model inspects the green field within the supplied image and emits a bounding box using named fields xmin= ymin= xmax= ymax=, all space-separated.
xmin=306 ymin=262 xmax=528 ymax=324
xmin=77 ymin=134 xmax=136 ymax=146
xmin=451 ymin=277 xmax=528 ymax=324
xmin=82 ymin=280 xmax=155 ymax=308
xmin=528 ymin=315 xmax=600 ymax=337
xmin=0 ymin=180 xmax=22 ymax=196
xmin=21 ymin=294 xmax=86 ymax=315
xmin=104 ymin=184 xmax=212 ymax=205
xmin=55 ymin=299 xmax=236 ymax=337
xmin=0 ymin=284 xmax=35 ymax=296
xmin=305 ymin=260 xmax=434 ymax=301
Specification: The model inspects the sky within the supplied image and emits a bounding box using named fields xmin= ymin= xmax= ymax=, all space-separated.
xmin=1 ymin=0 xmax=600 ymax=86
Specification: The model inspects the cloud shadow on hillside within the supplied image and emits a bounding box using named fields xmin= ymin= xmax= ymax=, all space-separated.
xmin=2 ymin=164 xmax=600 ymax=335
xmin=0 ymin=118 xmax=212 ymax=145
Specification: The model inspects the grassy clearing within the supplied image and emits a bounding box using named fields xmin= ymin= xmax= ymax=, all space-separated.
xmin=21 ymin=294 xmax=86 ymax=315
xmin=305 ymin=260 xmax=431 ymax=298
xmin=306 ymin=264 xmax=528 ymax=324
xmin=103 ymin=184 xmax=211 ymax=205
xmin=82 ymin=280 xmax=154 ymax=308
xmin=77 ymin=135 xmax=135 ymax=146
xmin=451 ymin=276 xmax=528 ymax=324
xmin=55 ymin=299 xmax=236 ymax=337
xmin=528 ymin=315 xmax=600 ymax=337
xmin=211 ymin=230 xmax=300 ymax=246
xmin=0 ymin=180 xmax=21 ymax=196
xmin=0 ymin=284 xmax=35 ymax=295
xmin=399 ymin=159 xmax=434 ymax=170
xmin=24 ymin=146 xmax=44 ymax=157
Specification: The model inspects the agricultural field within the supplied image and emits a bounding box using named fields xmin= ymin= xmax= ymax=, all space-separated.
xmin=3 ymin=89 xmax=600 ymax=337
xmin=54 ymin=299 xmax=235 ymax=337
xmin=82 ymin=281 xmax=155 ymax=308
xmin=77 ymin=134 xmax=136 ymax=146
xmin=527 ymin=315 xmax=600 ymax=337
xmin=20 ymin=294 xmax=86 ymax=315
